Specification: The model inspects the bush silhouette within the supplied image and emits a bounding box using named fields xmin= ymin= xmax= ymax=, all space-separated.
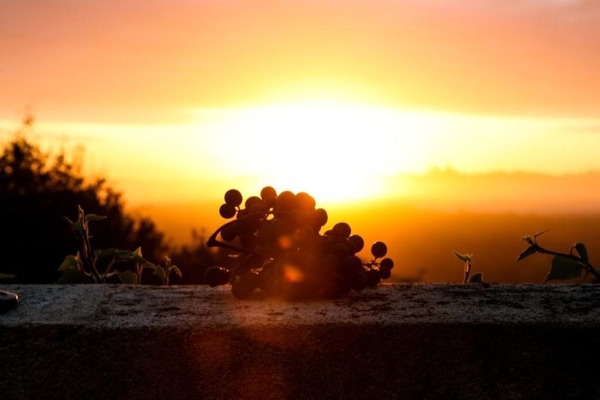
xmin=0 ymin=119 xmax=169 ymax=283
xmin=169 ymin=229 xmax=227 ymax=285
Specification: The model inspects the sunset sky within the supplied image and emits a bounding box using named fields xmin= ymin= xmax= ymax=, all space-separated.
xmin=1 ymin=0 xmax=600 ymax=205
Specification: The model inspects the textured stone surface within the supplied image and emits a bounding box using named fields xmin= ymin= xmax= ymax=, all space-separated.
xmin=1 ymin=284 xmax=600 ymax=399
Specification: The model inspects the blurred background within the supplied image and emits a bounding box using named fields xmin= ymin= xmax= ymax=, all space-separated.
xmin=2 ymin=1 xmax=600 ymax=283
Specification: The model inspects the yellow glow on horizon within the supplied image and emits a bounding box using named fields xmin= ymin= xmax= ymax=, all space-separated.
xmin=197 ymin=100 xmax=435 ymax=203
xmin=6 ymin=103 xmax=600 ymax=208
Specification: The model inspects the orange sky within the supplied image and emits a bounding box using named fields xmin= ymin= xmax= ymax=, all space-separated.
xmin=1 ymin=1 xmax=600 ymax=206
xmin=2 ymin=0 xmax=599 ymax=121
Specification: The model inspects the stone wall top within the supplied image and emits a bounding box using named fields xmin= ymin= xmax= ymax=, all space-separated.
xmin=2 ymin=283 xmax=599 ymax=329
xmin=3 ymin=283 xmax=600 ymax=399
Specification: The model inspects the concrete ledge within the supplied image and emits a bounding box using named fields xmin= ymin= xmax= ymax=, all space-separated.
xmin=1 ymin=284 xmax=600 ymax=399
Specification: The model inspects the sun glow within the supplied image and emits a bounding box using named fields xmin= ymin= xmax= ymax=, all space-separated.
xmin=199 ymin=101 xmax=434 ymax=203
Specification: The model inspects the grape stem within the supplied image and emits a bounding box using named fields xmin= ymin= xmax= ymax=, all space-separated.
xmin=208 ymin=213 xmax=270 ymax=258
xmin=207 ymin=219 xmax=252 ymax=253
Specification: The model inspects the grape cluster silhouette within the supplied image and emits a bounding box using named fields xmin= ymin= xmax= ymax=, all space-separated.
xmin=205 ymin=187 xmax=394 ymax=299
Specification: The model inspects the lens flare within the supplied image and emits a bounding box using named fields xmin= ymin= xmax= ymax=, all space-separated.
xmin=283 ymin=263 xmax=304 ymax=283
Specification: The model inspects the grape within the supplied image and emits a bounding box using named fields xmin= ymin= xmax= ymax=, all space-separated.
xmin=276 ymin=190 xmax=296 ymax=212
xmin=208 ymin=187 xmax=394 ymax=300
xmin=378 ymin=257 xmax=394 ymax=280
xmin=309 ymin=208 xmax=328 ymax=231
xmin=321 ymin=281 xmax=342 ymax=299
xmin=290 ymin=210 xmax=310 ymax=227
xmin=245 ymin=196 xmax=263 ymax=210
xmin=336 ymin=275 xmax=352 ymax=295
xmin=341 ymin=255 xmax=363 ymax=274
xmin=236 ymin=208 xmax=248 ymax=220
xmin=257 ymin=261 xmax=275 ymax=291
xmin=371 ymin=241 xmax=388 ymax=258
xmin=220 ymin=222 xmax=238 ymax=241
xmin=280 ymin=281 xmax=309 ymax=301
xmin=231 ymin=272 xmax=260 ymax=299
xmin=219 ymin=203 xmax=237 ymax=219
xmin=258 ymin=261 xmax=283 ymax=297
xmin=224 ymin=189 xmax=243 ymax=207
xmin=244 ymin=253 xmax=265 ymax=269
xmin=350 ymin=271 xmax=369 ymax=291
xmin=332 ymin=242 xmax=352 ymax=260
xmin=260 ymin=186 xmax=277 ymax=206
xmin=257 ymin=221 xmax=275 ymax=249
xmin=260 ymin=186 xmax=277 ymax=201
xmin=295 ymin=192 xmax=316 ymax=211
xmin=380 ymin=257 xmax=394 ymax=270
xmin=319 ymin=253 xmax=340 ymax=274
xmin=237 ymin=212 xmax=262 ymax=234
xmin=317 ymin=234 xmax=334 ymax=253
xmin=240 ymin=232 xmax=258 ymax=249
xmin=348 ymin=234 xmax=365 ymax=253
xmin=366 ymin=269 xmax=381 ymax=286
xmin=204 ymin=266 xmax=230 ymax=287
xmin=332 ymin=222 xmax=351 ymax=239
xmin=295 ymin=224 xmax=316 ymax=247
xmin=379 ymin=267 xmax=392 ymax=280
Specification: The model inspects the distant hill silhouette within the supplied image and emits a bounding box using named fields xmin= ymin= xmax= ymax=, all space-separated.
xmin=385 ymin=168 xmax=600 ymax=214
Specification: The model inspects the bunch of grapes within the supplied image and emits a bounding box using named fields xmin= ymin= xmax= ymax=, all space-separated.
xmin=204 ymin=187 xmax=394 ymax=299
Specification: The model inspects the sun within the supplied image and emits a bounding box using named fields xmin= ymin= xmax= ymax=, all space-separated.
xmin=199 ymin=100 xmax=433 ymax=204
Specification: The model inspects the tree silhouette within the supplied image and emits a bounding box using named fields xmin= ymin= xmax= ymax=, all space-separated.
xmin=0 ymin=119 xmax=169 ymax=283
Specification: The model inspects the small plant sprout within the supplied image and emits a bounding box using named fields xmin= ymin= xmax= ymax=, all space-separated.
xmin=453 ymin=251 xmax=472 ymax=283
xmin=519 ymin=230 xmax=600 ymax=283
xmin=453 ymin=251 xmax=485 ymax=284
xmin=59 ymin=205 xmax=181 ymax=284
xmin=154 ymin=256 xmax=182 ymax=286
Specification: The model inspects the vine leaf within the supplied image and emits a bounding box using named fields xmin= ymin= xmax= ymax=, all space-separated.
xmin=544 ymin=256 xmax=584 ymax=282
xmin=55 ymin=268 xmax=93 ymax=284
xmin=517 ymin=245 xmax=537 ymax=262
xmin=153 ymin=266 xmax=166 ymax=282
xmin=169 ymin=265 xmax=182 ymax=279
xmin=85 ymin=214 xmax=107 ymax=222
xmin=117 ymin=270 xmax=139 ymax=285
xmin=573 ymin=242 xmax=589 ymax=264
xmin=58 ymin=254 xmax=80 ymax=271
xmin=521 ymin=235 xmax=534 ymax=246
xmin=468 ymin=272 xmax=484 ymax=283
xmin=453 ymin=252 xmax=472 ymax=263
